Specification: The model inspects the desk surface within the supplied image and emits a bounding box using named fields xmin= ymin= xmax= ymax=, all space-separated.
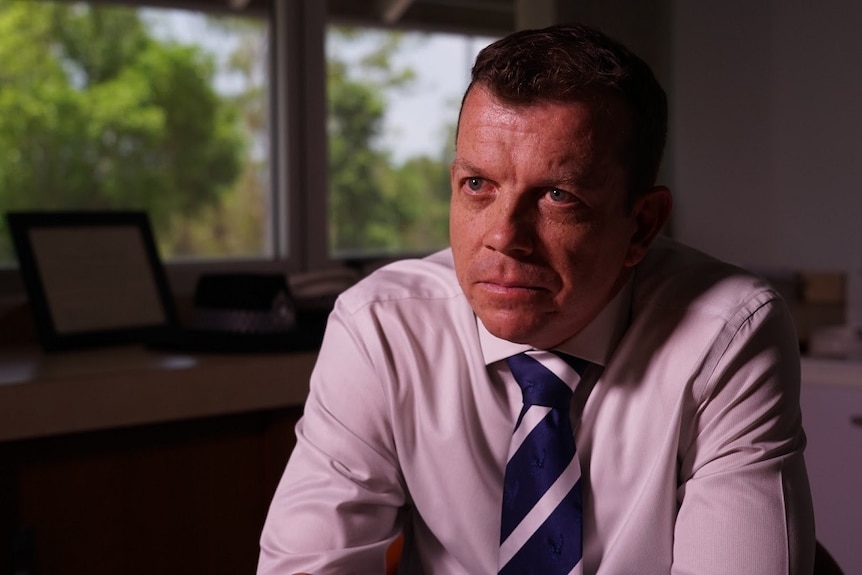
xmin=0 ymin=345 xmax=316 ymax=442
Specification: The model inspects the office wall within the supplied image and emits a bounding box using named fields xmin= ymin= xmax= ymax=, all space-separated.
xmin=669 ymin=1 xmax=862 ymax=273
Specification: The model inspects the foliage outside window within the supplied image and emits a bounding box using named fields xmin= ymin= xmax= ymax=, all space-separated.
xmin=326 ymin=27 xmax=494 ymax=258
xmin=0 ymin=0 xmax=269 ymax=264
xmin=0 ymin=1 xmax=495 ymax=268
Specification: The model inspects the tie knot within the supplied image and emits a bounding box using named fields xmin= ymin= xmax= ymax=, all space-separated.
xmin=506 ymin=351 xmax=586 ymax=409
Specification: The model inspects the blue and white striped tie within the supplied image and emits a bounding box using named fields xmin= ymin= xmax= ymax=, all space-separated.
xmin=499 ymin=350 xmax=588 ymax=575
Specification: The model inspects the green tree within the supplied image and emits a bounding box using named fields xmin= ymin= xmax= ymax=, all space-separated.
xmin=0 ymin=1 xmax=244 ymax=259
xmin=166 ymin=14 xmax=270 ymax=258
xmin=327 ymin=28 xmax=452 ymax=256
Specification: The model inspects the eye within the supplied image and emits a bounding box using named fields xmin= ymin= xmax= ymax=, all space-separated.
xmin=545 ymin=188 xmax=577 ymax=204
xmin=460 ymin=176 xmax=490 ymax=195
xmin=466 ymin=177 xmax=485 ymax=192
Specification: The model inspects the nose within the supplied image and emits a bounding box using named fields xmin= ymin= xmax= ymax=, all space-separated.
xmin=482 ymin=194 xmax=535 ymax=257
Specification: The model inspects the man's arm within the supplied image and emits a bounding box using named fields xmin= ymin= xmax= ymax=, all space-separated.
xmin=258 ymin=304 xmax=405 ymax=575
xmin=673 ymin=297 xmax=815 ymax=574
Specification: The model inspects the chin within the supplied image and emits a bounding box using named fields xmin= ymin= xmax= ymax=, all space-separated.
xmin=479 ymin=312 xmax=546 ymax=345
xmin=481 ymin=305 xmax=585 ymax=348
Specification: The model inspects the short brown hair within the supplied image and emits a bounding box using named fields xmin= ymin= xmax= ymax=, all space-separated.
xmin=462 ymin=22 xmax=667 ymax=202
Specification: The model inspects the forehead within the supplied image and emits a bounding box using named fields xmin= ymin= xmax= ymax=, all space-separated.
xmin=455 ymin=87 xmax=631 ymax=178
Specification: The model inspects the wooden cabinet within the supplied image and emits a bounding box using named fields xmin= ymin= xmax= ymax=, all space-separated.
xmin=800 ymin=358 xmax=862 ymax=575
xmin=0 ymin=409 xmax=301 ymax=575
xmin=0 ymin=346 xmax=316 ymax=575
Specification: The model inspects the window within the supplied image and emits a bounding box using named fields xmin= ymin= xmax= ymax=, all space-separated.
xmin=0 ymin=0 xmax=271 ymax=266
xmin=326 ymin=27 xmax=495 ymax=259
xmin=0 ymin=0 xmax=512 ymax=296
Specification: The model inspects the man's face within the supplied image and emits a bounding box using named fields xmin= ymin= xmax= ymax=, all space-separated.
xmin=450 ymin=86 xmax=659 ymax=349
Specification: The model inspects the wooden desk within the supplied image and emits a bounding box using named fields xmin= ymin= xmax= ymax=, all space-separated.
xmin=0 ymin=345 xmax=316 ymax=442
xmin=0 ymin=345 xmax=317 ymax=575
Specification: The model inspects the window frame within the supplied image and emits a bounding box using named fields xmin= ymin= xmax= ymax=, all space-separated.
xmin=0 ymin=0 xmax=515 ymax=306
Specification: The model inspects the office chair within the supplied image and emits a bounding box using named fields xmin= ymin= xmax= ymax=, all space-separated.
xmin=814 ymin=540 xmax=844 ymax=575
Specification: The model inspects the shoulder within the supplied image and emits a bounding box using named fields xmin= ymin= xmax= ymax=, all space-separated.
xmin=616 ymin=238 xmax=799 ymax=409
xmin=335 ymin=248 xmax=463 ymax=316
xmin=321 ymin=249 xmax=483 ymax=397
xmin=632 ymin=236 xmax=781 ymax=323
xmin=624 ymin=237 xmax=796 ymax=384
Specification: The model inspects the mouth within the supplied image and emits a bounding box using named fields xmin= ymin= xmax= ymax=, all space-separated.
xmin=465 ymin=258 xmax=558 ymax=303
xmin=475 ymin=279 xmax=549 ymax=299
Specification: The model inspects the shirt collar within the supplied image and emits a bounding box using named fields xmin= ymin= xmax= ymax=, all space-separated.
xmin=477 ymin=276 xmax=633 ymax=367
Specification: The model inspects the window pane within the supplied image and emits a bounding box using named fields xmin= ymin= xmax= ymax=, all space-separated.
xmin=0 ymin=1 xmax=271 ymax=265
xmin=326 ymin=27 xmax=495 ymax=259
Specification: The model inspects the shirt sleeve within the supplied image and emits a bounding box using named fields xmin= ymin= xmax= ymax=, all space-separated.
xmin=672 ymin=296 xmax=815 ymax=574
xmin=257 ymin=302 xmax=405 ymax=575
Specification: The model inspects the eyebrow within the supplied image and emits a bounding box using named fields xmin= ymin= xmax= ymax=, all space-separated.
xmin=547 ymin=172 xmax=589 ymax=189
xmin=450 ymin=159 xmax=481 ymax=174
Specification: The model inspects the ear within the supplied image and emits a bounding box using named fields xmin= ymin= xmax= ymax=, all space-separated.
xmin=624 ymin=185 xmax=672 ymax=267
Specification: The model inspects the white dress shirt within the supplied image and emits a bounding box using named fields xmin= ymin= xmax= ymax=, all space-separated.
xmin=258 ymin=237 xmax=815 ymax=575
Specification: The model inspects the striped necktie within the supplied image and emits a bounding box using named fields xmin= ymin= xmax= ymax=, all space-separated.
xmin=498 ymin=350 xmax=589 ymax=575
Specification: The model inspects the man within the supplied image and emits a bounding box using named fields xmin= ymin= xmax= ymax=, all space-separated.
xmin=259 ymin=23 xmax=814 ymax=574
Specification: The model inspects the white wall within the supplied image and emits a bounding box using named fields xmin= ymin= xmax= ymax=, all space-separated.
xmin=669 ymin=1 xmax=862 ymax=272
